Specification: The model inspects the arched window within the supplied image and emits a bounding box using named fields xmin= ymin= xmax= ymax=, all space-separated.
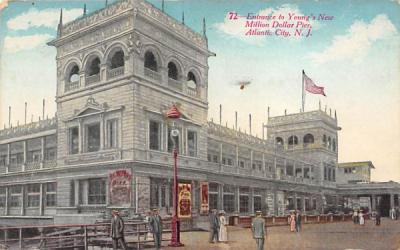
xmin=275 ymin=137 xmax=284 ymax=145
xmin=69 ymin=65 xmax=79 ymax=82
xmin=332 ymin=138 xmax=336 ymax=152
xmin=327 ymin=137 xmax=331 ymax=149
xmin=168 ymin=62 xmax=178 ymax=80
xmin=323 ymin=135 xmax=327 ymax=146
xmin=87 ymin=57 xmax=100 ymax=76
xmin=144 ymin=51 xmax=157 ymax=72
xmin=187 ymin=71 xmax=197 ymax=89
xmin=110 ymin=51 xmax=124 ymax=69
xmin=288 ymin=136 xmax=298 ymax=145
xmin=303 ymin=134 xmax=314 ymax=144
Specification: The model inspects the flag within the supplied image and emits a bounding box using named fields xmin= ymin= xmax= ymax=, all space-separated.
xmin=303 ymin=70 xmax=326 ymax=96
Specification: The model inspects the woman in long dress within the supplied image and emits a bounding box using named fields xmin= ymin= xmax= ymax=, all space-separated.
xmin=218 ymin=211 xmax=228 ymax=242
xmin=289 ymin=212 xmax=296 ymax=232
xmin=359 ymin=210 xmax=365 ymax=225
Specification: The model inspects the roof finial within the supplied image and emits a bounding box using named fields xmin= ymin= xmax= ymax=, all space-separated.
xmin=162 ymin=0 xmax=165 ymax=12
xmin=83 ymin=3 xmax=87 ymax=15
xmin=202 ymin=17 xmax=207 ymax=38
xmin=57 ymin=8 xmax=63 ymax=37
xmin=182 ymin=11 xmax=185 ymax=25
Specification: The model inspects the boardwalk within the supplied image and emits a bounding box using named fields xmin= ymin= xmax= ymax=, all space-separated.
xmin=162 ymin=219 xmax=400 ymax=250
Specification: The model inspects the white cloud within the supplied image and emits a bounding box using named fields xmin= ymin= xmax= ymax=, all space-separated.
xmin=309 ymin=14 xmax=398 ymax=65
xmin=7 ymin=8 xmax=82 ymax=31
xmin=215 ymin=4 xmax=317 ymax=46
xmin=4 ymin=34 xmax=53 ymax=53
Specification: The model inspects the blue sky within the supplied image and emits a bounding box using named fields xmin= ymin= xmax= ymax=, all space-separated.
xmin=0 ymin=0 xmax=399 ymax=181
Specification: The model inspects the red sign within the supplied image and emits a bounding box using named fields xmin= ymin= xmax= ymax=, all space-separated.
xmin=109 ymin=169 xmax=132 ymax=206
xmin=200 ymin=182 xmax=209 ymax=214
xmin=178 ymin=183 xmax=191 ymax=218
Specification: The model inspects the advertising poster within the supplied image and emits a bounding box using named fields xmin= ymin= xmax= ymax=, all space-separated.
xmin=109 ymin=169 xmax=132 ymax=206
xmin=0 ymin=0 xmax=399 ymax=249
xmin=178 ymin=183 xmax=191 ymax=218
xmin=200 ymin=182 xmax=209 ymax=214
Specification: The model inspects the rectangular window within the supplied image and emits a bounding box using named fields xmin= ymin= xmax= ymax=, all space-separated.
xmin=324 ymin=166 xmax=328 ymax=180
xmin=10 ymin=186 xmax=22 ymax=207
xmin=328 ymin=168 xmax=332 ymax=181
xmin=44 ymin=147 xmax=56 ymax=161
xmin=239 ymin=195 xmax=249 ymax=213
xmin=254 ymin=196 xmax=262 ymax=212
xmin=332 ymin=169 xmax=336 ymax=182
xmin=239 ymin=161 xmax=245 ymax=168
xmin=0 ymin=144 xmax=8 ymax=167
xmin=187 ymin=130 xmax=197 ymax=157
xmin=296 ymin=198 xmax=302 ymax=210
xmin=27 ymin=184 xmax=40 ymax=207
xmin=106 ymin=119 xmax=118 ymax=148
xmin=287 ymin=197 xmax=294 ymax=210
xmin=46 ymin=182 xmax=57 ymax=207
xmin=312 ymin=198 xmax=317 ymax=210
xmin=88 ymin=179 xmax=106 ymax=204
xmin=150 ymin=179 xmax=159 ymax=208
xmin=304 ymin=168 xmax=310 ymax=178
xmin=222 ymin=157 xmax=226 ymax=165
xmin=86 ymin=123 xmax=100 ymax=152
xmin=69 ymin=127 xmax=79 ymax=154
xmin=213 ymin=155 xmax=218 ymax=163
xmin=168 ymin=127 xmax=180 ymax=153
xmin=209 ymin=193 xmax=218 ymax=210
xmin=286 ymin=164 xmax=294 ymax=176
xmin=161 ymin=185 xmax=166 ymax=207
xmin=223 ymin=194 xmax=235 ymax=213
xmin=0 ymin=187 xmax=6 ymax=207
xmin=207 ymin=154 xmax=211 ymax=162
xmin=149 ymin=121 xmax=161 ymax=150
xmin=70 ymin=181 xmax=75 ymax=207
xmin=305 ymin=199 xmax=310 ymax=211
xmin=0 ymin=155 xmax=7 ymax=167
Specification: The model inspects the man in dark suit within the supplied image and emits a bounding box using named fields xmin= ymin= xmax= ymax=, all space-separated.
xmin=251 ymin=211 xmax=266 ymax=250
xmin=110 ymin=210 xmax=127 ymax=250
xmin=295 ymin=210 xmax=302 ymax=232
xmin=209 ymin=209 xmax=220 ymax=243
xmin=150 ymin=208 xmax=163 ymax=249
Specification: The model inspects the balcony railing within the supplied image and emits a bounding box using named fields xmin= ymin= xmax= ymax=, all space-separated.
xmin=168 ymin=78 xmax=183 ymax=91
xmin=25 ymin=161 xmax=41 ymax=171
xmin=65 ymin=81 xmax=79 ymax=92
xmin=85 ymin=74 xmax=100 ymax=85
xmin=186 ymin=87 xmax=198 ymax=97
xmin=107 ymin=66 xmax=124 ymax=79
xmin=144 ymin=68 xmax=161 ymax=82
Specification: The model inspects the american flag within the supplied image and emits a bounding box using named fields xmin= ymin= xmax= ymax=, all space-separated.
xmin=303 ymin=71 xmax=326 ymax=96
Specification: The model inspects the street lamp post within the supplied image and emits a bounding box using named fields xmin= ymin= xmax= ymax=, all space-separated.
xmin=167 ymin=105 xmax=184 ymax=247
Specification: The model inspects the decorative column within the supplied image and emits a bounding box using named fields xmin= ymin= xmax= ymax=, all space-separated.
xmin=39 ymin=183 xmax=44 ymax=216
xmin=78 ymin=119 xmax=83 ymax=154
xmin=371 ymin=195 xmax=376 ymax=211
xmin=218 ymin=184 xmax=224 ymax=211
xmin=235 ymin=186 xmax=239 ymax=213
xmin=390 ymin=193 xmax=395 ymax=209
xmin=250 ymin=188 xmax=254 ymax=214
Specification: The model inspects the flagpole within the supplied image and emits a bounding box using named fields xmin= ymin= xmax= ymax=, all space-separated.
xmin=302 ymin=70 xmax=305 ymax=112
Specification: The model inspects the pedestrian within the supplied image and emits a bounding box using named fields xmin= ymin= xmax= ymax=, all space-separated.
xmin=144 ymin=210 xmax=153 ymax=241
xmin=352 ymin=210 xmax=358 ymax=224
xmin=149 ymin=208 xmax=163 ymax=250
xmin=110 ymin=210 xmax=128 ymax=250
xmin=288 ymin=211 xmax=296 ymax=232
xmin=375 ymin=211 xmax=381 ymax=226
xmin=359 ymin=210 xmax=365 ymax=226
xmin=209 ymin=209 xmax=220 ymax=243
xmin=251 ymin=211 xmax=266 ymax=250
xmin=218 ymin=210 xmax=228 ymax=243
xmin=295 ymin=210 xmax=302 ymax=232
xmin=396 ymin=207 xmax=400 ymax=220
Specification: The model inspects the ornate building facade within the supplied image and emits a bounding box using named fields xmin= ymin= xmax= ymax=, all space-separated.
xmin=0 ymin=0 xmax=399 ymax=226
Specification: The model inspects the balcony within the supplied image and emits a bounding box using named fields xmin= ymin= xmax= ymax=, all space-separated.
xmin=25 ymin=161 xmax=41 ymax=171
xmin=144 ymin=68 xmax=161 ymax=82
xmin=65 ymin=81 xmax=79 ymax=92
xmin=107 ymin=66 xmax=124 ymax=80
xmin=85 ymin=74 xmax=100 ymax=85
xmin=168 ymin=78 xmax=183 ymax=91
xmin=186 ymin=87 xmax=198 ymax=97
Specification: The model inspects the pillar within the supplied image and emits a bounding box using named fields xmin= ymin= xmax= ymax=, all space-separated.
xmin=217 ymin=183 xmax=223 ymax=211
xmin=390 ymin=194 xmax=395 ymax=209
xmin=20 ymin=185 xmax=25 ymax=216
xmin=294 ymin=193 xmax=298 ymax=210
xmin=273 ymin=189 xmax=278 ymax=216
xmin=39 ymin=183 xmax=44 ymax=216
xmin=22 ymin=141 xmax=27 ymax=172
xmin=250 ymin=188 xmax=254 ymax=214
xmin=40 ymin=137 xmax=45 ymax=169
xmin=371 ymin=195 xmax=376 ymax=211
xmin=234 ymin=186 xmax=239 ymax=213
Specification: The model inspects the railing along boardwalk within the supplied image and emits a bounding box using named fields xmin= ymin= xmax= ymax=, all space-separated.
xmin=235 ymin=214 xmax=355 ymax=228
xmin=0 ymin=218 xmax=172 ymax=250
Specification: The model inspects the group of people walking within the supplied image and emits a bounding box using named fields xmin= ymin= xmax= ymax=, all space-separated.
xmin=389 ymin=207 xmax=400 ymax=220
xmin=209 ymin=209 xmax=267 ymax=250
xmin=352 ymin=209 xmax=366 ymax=225
xmin=110 ymin=208 xmax=163 ymax=250
xmin=288 ymin=210 xmax=302 ymax=232
xmin=208 ymin=209 xmax=228 ymax=243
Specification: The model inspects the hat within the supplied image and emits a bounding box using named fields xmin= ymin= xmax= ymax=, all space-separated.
xmin=152 ymin=208 xmax=159 ymax=212
xmin=255 ymin=210 xmax=262 ymax=215
xmin=112 ymin=210 xmax=119 ymax=214
xmin=219 ymin=210 xmax=225 ymax=214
